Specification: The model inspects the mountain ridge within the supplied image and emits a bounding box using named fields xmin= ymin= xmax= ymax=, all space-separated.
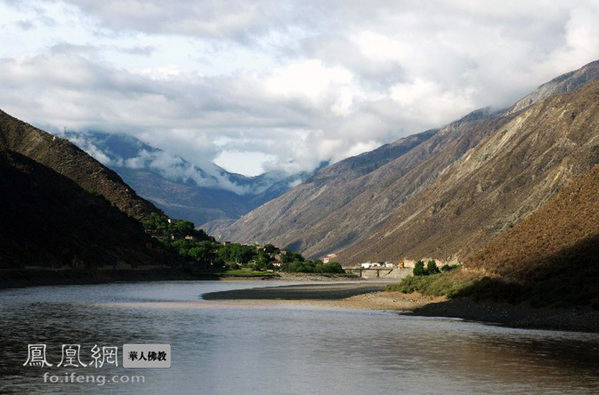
xmin=0 ymin=145 xmax=167 ymax=269
xmin=0 ymin=110 xmax=161 ymax=221
xmin=340 ymin=78 xmax=599 ymax=263
xmin=218 ymin=60 xmax=599 ymax=264
xmin=59 ymin=130 xmax=314 ymax=228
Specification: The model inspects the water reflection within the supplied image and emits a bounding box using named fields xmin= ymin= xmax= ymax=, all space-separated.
xmin=1 ymin=282 xmax=598 ymax=394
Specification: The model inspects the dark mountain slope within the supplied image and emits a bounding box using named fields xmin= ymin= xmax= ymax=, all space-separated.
xmin=0 ymin=110 xmax=161 ymax=221
xmin=0 ymin=146 xmax=165 ymax=269
xmin=461 ymin=162 xmax=599 ymax=308
xmin=468 ymin=162 xmax=599 ymax=281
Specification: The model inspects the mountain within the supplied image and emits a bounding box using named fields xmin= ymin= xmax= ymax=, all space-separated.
xmin=0 ymin=142 xmax=166 ymax=270
xmin=0 ymin=110 xmax=161 ymax=221
xmin=509 ymin=60 xmax=599 ymax=114
xmin=218 ymin=60 xmax=599 ymax=264
xmin=462 ymin=162 xmax=599 ymax=308
xmin=59 ymin=130 xmax=314 ymax=228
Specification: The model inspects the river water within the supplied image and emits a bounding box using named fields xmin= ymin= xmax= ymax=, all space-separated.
xmin=1 ymin=281 xmax=598 ymax=394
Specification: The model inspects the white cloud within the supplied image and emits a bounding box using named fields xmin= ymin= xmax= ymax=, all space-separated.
xmin=1 ymin=0 xmax=599 ymax=177
xmin=265 ymin=60 xmax=353 ymax=100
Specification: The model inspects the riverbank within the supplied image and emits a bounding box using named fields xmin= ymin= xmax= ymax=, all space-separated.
xmin=410 ymin=298 xmax=599 ymax=333
xmin=0 ymin=268 xmax=360 ymax=289
xmin=202 ymin=282 xmax=387 ymax=300
xmin=202 ymin=282 xmax=599 ymax=333
xmin=4 ymin=271 xmax=597 ymax=333
xmin=0 ymin=268 xmax=221 ymax=289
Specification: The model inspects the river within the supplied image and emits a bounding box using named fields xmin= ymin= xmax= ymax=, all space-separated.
xmin=1 ymin=281 xmax=598 ymax=394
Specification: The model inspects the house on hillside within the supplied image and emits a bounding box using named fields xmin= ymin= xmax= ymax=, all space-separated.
xmin=322 ymin=253 xmax=338 ymax=263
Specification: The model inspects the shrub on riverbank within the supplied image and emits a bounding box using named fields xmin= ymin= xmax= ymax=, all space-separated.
xmin=386 ymin=269 xmax=482 ymax=297
xmin=280 ymin=259 xmax=344 ymax=274
xmin=386 ymin=266 xmax=599 ymax=309
xmin=412 ymin=260 xmax=459 ymax=276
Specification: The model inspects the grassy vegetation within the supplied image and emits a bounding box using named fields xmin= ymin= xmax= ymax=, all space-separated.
xmin=385 ymin=268 xmax=483 ymax=298
xmin=385 ymin=259 xmax=516 ymax=300
xmin=386 ymin=263 xmax=599 ymax=309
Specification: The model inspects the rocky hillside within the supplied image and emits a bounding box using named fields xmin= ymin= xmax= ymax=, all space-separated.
xmin=340 ymin=77 xmax=599 ymax=264
xmin=0 ymin=110 xmax=161 ymax=221
xmin=459 ymin=163 xmax=599 ymax=308
xmin=0 ymin=146 xmax=166 ymax=269
xmin=467 ymin=162 xmax=599 ymax=280
xmin=214 ymin=125 xmax=446 ymax=249
xmin=219 ymin=61 xmax=599 ymax=264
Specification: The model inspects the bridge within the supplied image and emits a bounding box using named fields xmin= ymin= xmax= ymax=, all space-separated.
xmin=343 ymin=267 xmax=411 ymax=279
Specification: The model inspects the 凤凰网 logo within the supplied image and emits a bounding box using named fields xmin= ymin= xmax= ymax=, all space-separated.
xmin=23 ymin=343 xmax=171 ymax=369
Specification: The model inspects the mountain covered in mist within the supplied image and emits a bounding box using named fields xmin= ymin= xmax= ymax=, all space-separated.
xmin=0 ymin=110 xmax=169 ymax=269
xmin=217 ymin=60 xmax=599 ymax=264
xmin=0 ymin=110 xmax=160 ymax=221
xmin=60 ymin=130 xmax=316 ymax=229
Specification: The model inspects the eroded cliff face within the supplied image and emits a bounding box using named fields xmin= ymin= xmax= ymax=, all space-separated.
xmin=339 ymin=80 xmax=599 ymax=264
xmin=456 ymin=161 xmax=599 ymax=310
xmin=219 ymin=61 xmax=599 ymax=265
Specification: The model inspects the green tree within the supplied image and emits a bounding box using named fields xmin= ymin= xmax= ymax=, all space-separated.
xmin=263 ymin=244 xmax=279 ymax=254
xmin=222 ymin=244 xmax=257 ymax=264
xmin=187 ymin=240 xmax=217 ymax=267
xmin=426 ymin=260 xmax=440 ymax=275
xmin=324 ymin=262 xmax=344 ymax=274
xmin=413 ymin=260 xmax=425 ymax=276
xmin=171 ymin=220 xmax=195 ymax=237
xmin=143 ymin=212 xmax=169 ymax=235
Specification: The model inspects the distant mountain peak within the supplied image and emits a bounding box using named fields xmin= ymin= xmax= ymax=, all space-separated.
xmin=58 ymin=130 xmax=316 ymax=227
xmin=509 ymin=59 xmax=599 ymax=114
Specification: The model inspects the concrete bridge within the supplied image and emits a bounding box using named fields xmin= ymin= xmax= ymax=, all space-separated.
xmin=344 ymin=267 xmax=411 ymax=279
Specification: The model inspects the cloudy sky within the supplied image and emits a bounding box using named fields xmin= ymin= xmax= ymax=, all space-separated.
xmin=2 ymin=1 xmax=599 ymax=177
